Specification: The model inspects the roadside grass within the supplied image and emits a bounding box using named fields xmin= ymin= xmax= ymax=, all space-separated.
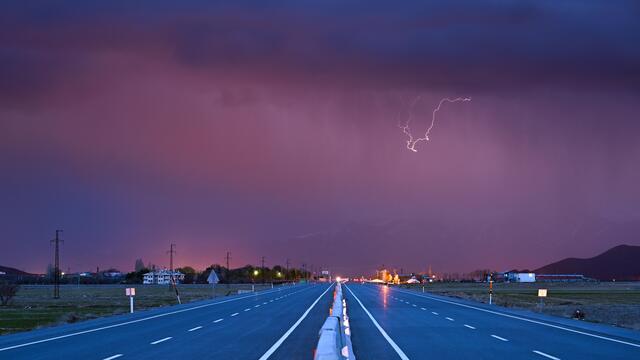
xmin=400 ymin=282 xmax=640 ymax=330
xmin=0 ymin=283 xmax=275 ymax=335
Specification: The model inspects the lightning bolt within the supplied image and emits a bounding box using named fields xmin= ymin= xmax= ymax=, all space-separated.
xmin=399 ymin=97 xmax=471 ymax=152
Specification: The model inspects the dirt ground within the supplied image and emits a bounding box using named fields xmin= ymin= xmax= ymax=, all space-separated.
xmin=400 ymin=281 xmax=640 ymax=330
xmin=0 ymin=283 xmax=276 ymax=335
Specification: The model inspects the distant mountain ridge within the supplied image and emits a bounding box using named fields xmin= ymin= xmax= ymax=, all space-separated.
xmin=535 ymin=244 xmax=640 ymax=281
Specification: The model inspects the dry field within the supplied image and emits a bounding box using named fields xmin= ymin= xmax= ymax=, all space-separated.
xmin=400 ymin=281 xmax=640 ymax=330
xmin=0 ymin=283 xmax=275 ymax=335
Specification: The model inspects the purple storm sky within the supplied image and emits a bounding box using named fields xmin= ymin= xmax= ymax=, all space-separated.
xmin=1 ymin=1 xmax=639 ymax=275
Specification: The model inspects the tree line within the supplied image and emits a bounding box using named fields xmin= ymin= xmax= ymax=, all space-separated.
xmin=124 ymin=263 xmax=311 ymax=284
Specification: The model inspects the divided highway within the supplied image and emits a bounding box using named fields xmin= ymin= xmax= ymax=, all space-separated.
xmin=344 ymin=284 xmax=640 ymax=360
xmin=0 ymin=283 xmax=334 ymax=360
xmin=3 ymin=282 xmax=640 ymax=359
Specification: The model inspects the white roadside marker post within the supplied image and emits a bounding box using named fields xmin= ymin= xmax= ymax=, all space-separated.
xmin=489 ymin=280 xmax=493 ymax=305
xmin=538 ymin=288 xmax=547 ymax=311
xmin=126 ymin=287 xmax=136 ymax=313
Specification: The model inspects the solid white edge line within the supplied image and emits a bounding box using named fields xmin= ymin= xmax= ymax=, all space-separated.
xmin=394 ymin=287 xmax=640 ymax=349
xmin=188 ymin=326 xmax=203 ymax=332
xmin=102 ymin=355 xmax=123 ymax=360
xmin=491 ymin=335 xmax=508 ymax=342
xmin=0 ymin=285 xmax=311 ymax=352
xmin=258 ymin=283 xmax=334 ymax=360
xmin=533 ymin=350 xmax=561 ymax=360
xmin=345 ymin=284 xmax=410 ymax=360
xmin=150 ymin=337 xmax=172 ymax=345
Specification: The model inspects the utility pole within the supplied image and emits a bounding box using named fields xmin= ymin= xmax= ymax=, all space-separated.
xmin=50 ymin=230 xmax=63 ymax=299
xmin=285 ymin=258 xmax=290 ymax=280
xmin=225 ymin=251 xmax=231 ymax=287
xmin=167 ymin=243 xmax=181 ymax=304
xmin=261 ymin=256 xmax=266 ymax=283
xmin=167 ymin=243 xmax=176 ymax=274
xmin=302 ymin=263 xmax=307 ymax=282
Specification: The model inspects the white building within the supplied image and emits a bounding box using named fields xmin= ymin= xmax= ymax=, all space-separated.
xmin=143 ymin=269 xmax=185 ymax=285
xmin=507 ymin=272 xmax=536 ymax=283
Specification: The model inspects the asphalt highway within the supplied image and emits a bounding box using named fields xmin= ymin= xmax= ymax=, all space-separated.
xmin=3 ymin=282 xmax=640 ymax=359
xmin=0 ymin=283 xmax=334 ymax=360
xmin=344 ymin=283 xmax=640 ymax=360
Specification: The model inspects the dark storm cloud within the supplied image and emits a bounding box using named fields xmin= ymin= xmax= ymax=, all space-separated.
xmin=1 ymin=0 xmax=640 ymax=102
xmin=1 ymin=1 xmax=639 ymax=274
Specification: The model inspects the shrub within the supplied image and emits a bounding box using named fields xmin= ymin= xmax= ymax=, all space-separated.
xmin=0 ymin=283 xmax=19 ymax=306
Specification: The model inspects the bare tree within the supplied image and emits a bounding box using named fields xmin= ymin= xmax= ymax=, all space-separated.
xmin=134 ymin=258 xmax=145 ymax=272
xmin=0 ymin=283 xmax=19 ymax=306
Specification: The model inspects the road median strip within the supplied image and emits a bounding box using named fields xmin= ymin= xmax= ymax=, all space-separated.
xmin=314 ymin=282 xmax=355 ymax=360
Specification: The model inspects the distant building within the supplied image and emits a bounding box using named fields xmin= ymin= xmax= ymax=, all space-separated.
xmin=317 ymin=270 xmax=332 ymax=282
xmin=397 ymin=273 xmax=418 ymax=283
xmin=505 ymin=272 xmax=536 ymax=283
xmin=101 ymin=270 xmax=123 ymax=279
xmin=405 ymin=276 xmax=420 ymax=284
xmin=143 ymin=269 xmax=185 ymax=285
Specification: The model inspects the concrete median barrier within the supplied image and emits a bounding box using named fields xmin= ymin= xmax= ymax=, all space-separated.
xmin=314 ymin=282 xmax=355 ymax=360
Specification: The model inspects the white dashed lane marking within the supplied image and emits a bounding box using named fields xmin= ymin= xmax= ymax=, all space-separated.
xmin=150 ymin=337 xmax=172 ymax=345
xmin=188 ymin=326 xmax=202 ymax=332
xmin=446 ymin=317 xmax=454 ymax=321
xmin=213 ymin=319 xmax=223 ymax=323
xmin=533 ymin=350 xmax=561 ymax=360
xmin=464 ymin=324 xmax=476 ymax=329
xmin=103 ymin=355 xmax=123 ymax=360
xmin=231 ymin=313 xmax=239 ymax=317
xmin=491 ymin=335 xmax=509 ymax=342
